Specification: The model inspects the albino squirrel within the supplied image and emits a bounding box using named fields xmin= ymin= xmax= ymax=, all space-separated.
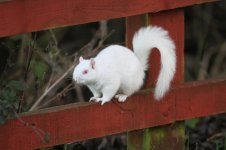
xmin=73 ymin=26 xmax=176 ymax=105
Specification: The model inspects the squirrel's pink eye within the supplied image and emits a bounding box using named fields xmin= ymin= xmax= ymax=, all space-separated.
xmin=82 ymin=70 xmax=88 ymax=74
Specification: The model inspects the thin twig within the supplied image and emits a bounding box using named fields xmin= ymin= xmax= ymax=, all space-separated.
xmin=38 ymin=83 xmax=73 ymax=109
xmin=18 ymin=34 xmax=34 ymax=113
xmin=211 ymin=42 xmax=226 ymax=76
xmin=29 ymin=21 xmax=112 ymax=111
xmin=49 ymin=29 xmax=58 ymax=46
xmin=207 ymin=132 xmax=226 ymax=141
xmin=198 ymin=46 xmax=218 ymax=80
xmin=29 ymin=64 xmax=75 ymax=111
xmin=74 ymin=83 xmax=85 ymax=102
xmin=34 ymin=48 xmax=63 ymax=72
xmin=45 ymin=72 xmax=54 ymax=92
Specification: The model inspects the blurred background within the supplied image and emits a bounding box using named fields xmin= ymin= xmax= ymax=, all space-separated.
xmin=0 ymin=0 xmax=226 ymax=149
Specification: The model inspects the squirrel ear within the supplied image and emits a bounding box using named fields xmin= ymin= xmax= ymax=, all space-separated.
xmin=90 ymin=58 xmax=95 ymax=69
xmin=79 ymin=56 xmax=84 ymax=62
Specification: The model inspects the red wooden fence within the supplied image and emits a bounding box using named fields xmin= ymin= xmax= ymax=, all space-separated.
xmin=126 ymin=9 xmax=185 ymax=149
xmin=0 ymin=0 xmax=222 ymax=149
xmin=0 ymin=0 xmax=218 ymax=38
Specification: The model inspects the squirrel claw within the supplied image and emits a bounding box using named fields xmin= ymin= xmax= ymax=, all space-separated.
xmin=115 ymin=94 xmax=128 ymax=102
xmin=94 ymin=98 xmax=109 ymax=105
xmin=93 ymin=98 xmax=102 ymax=103
xmin=101 ymin=101 xmax=107 ymax=105
xmin=89 ymin=97 xmax=97 ymax=102
xmin=90 ymin=98 xmax=107 ymax=105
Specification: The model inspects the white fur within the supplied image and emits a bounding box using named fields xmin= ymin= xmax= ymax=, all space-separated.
xmin=133 ymin=26 xmax=176 ymax=100
xmin=73 ymin=26 xmax=176 ymax=105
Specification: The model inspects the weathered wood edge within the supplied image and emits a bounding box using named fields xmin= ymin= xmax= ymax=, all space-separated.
xmin=0 ymin=78 xmax=226 ymax=149
xmin=0 ymin=0 xmax=219 ymax=37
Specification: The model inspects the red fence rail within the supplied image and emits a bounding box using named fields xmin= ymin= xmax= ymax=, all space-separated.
xmin=0 ymin=0 xmax=222 ymax=149
xmin=1 ymin=78 xmax=226 ymax=149
xmin=0 ymin=0 xmax=218 ymax=37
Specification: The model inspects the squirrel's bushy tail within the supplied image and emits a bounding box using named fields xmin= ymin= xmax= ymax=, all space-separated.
xmin=132 ymin=26 xmax=176 ymax=100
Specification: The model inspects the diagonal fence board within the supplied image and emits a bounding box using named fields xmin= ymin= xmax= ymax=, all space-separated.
xmin=0 ymin=78 xmax=226 ymax=149
xmin=0 ymin=0 xmax=218 ymax=37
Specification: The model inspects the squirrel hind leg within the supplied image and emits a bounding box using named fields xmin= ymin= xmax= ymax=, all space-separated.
xmin=115 ymin=94 xmax=128 ymax=102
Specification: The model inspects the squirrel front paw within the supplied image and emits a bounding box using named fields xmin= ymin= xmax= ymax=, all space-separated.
xmin=89 ymin=97 xmax=100 ymax=102
xmin=90 ymin=97 xmax=110 ymax=105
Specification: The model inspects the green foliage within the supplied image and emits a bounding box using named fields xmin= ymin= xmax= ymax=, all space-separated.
xmin=31 ymin=60 xmax=48 ymax=81
xmin=151 ymin=127 xmax=166 ymax=143
xmin=0 ymin=80 xmax=26 ymax=124
xmin=185 ymin=118 xmax=200 ymax=129
xmin=212 ymin=139 xmax=224 ymax=150
xmin=142 ymin=129 xmax=151 ymax=150
xmin=6 ymin=80 xmax=27 ymax=91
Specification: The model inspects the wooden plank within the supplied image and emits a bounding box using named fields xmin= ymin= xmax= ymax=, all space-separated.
xmin=0 ymin=78 xmax=226 ymax=149
xmin=147 ymin=9 xmax=185 ymax=150
xmin=0 ymin=0 xmax=218 ymax=37
xmin=126 ymin=14 xmax=149 ymax=150
xmin=127 ymin=9 xmax=185 ymax=150
xmin=148 ymin=9 xmax=185 ymax=86
xmin=175 ymin=79 xmax=226 ymax=120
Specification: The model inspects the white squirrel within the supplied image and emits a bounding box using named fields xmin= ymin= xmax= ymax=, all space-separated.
xmin=73 ymin=26 xmax=176 ymax=105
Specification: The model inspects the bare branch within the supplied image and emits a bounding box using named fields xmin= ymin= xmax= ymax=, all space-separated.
xmin=37 ymin=83 xmax=74 ymax=109
xmin=210 ymin=42 xmax=226 ymax=76
xmin=29 ymin=64 xmax=75 ymax=111
xmin=29 ymin=21 xmax=112 ymax=111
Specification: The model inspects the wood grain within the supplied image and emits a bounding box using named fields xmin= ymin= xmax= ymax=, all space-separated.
xmin=126 ymin=9 xmax=185 ymax=150
xmin=0 ymin=0 xmax=218 ymax=37
xmin=147 ymin=9 xmax=185 ymax=150
xmin=0 ymin=0 xmax=222 ymax=149
xmin=126 ymin=13 xmax=151 ymax=150
xmin=0 ymin=78 xmax=226 ymax=149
